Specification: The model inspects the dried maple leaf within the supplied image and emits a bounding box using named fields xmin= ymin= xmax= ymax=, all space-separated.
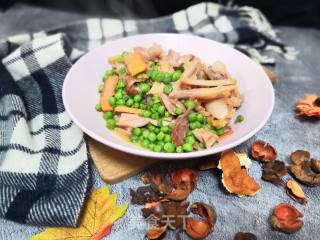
xmin=30 ymin=186 xmax=128 ymax=240
xmin=219 ymin=151 xmax=261 ymax=197
xmin=296 ymin=94 xmax=320 ymax=117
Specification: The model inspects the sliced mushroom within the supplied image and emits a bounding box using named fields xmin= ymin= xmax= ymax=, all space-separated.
xmin=205 ymin=98 xmax=229 ymax=120
xmin=181 ymin=79 xmax=236 ymax=87
xmin=169 ymin=86 xmax=236 ymax=100
xmin=171 ymin=109 xmax=191 ymax=146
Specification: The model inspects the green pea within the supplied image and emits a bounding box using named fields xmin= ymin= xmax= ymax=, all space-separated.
xmin=114 ymin=91 xmax=122 ymax=100
xmin=163 ymin=73 xmax=172 ymax=84
xmin=157 ymin=119 xmax=163 ymax=127
xmin=152 ymin=96 xmax=160 ymax=104
xmin=130 ymin=135 xmax=139 ymax=143
xmin=176 ymin=146 xmax=183 ymax=153
xmin=184 ymin=99 xmax=195 ymax=109
xmin=175 ymin=107 xmax=183 ymax=115
xmin=187 ymin=130 xmax=194 ymax=137
xmin=134 ymin=94 xmax=142 ymax=102
xmin=182 ymin=142 xmax=193 ymax=152
xmin=133 ymin=102 xmax=140 ymax=108
xmin=123 ymin=94 xmax=129 ymax=101
xmin=126 ymin=98 xmax=134 ymax=107
xmin=185 ymin=136 xmax=196 ymax=144
xmin=172 ymin=70 xmax=182 ymax=81
xmin=164 ymin=134 xmax=171 ymax=143
xmin=142 ymin=130 xmax=149 ymax=138
xmin=205 ymin=123 xmax=215 ymax=130
xmin=151 ymin=112 xmax=160 ymax=119
xmin=141 ymin=139 xmax=150 ymax=148
xmin=199 ymin=143 xmax=205 ymax=149
xmin=235 ymin=114 xmax=244 ymax=123
xmin=147 ymin=124 xmax=155 ymax=132
xmin=148 ymin=132 xmax=157 ymax=142
xmin=103 ymin=111 xmax=113 ymax=120
xmin=157 ymin=132 xmax=165 ymax=141
xmin=117 ymin=80 xmax=125 ymax=89
xmin=164 ymin=111 xmax=170 ymax=117
xmin=189 ymin=122 xmax=197 ymax=130
xmin=108 ymin=97 xmax=116 ymax=106
xmin=164 ymin=142 xmax=175 ymax=153
xmin=105 ymin=69 xmax=114 ymax=77
xmin=139 ymin=83 xmax=150 ymax=93
xmin=153 ymin=145 xmax=162 ymax=152
xmin=187 ymin=113 xmax=196 ymax=122
xmin=98 ymin=84 xmax=104 ymax=93
xmin=154 ymin=127 xmax=160 ymax=133
xmin=160 ymin=126 xmax=170 ymax=133
xmin=118 ymin=67 xmax=127 ymax=75
xmin=133 ymin=128 xmax=142 ymax=136
xmin=216 ymin=128 xmax=225 ymax=136
xmin=158 ymin=105 xmax=166 ymax=115
xmin=146 ymin=69 xmax=153 ymax=78
xmin=149 ymin=143 xmax=155 ymax=150
xmin=116 ymin=99 xmax=125 ymax=106
xmin=196 ymin=114 xmax=204 ymax=123
xmin=106 ymin=119 xmax=116 ymax=129
xmin=139 ymin=103 xmax=146 ymax=110
xmin=155 ymin=72 xmax=164 ymax=81
xmin=163 ymin=84 xmax=173 ymax=95
xmin=95 ymin=103 xmax=102 ymax=111
xmin=195 ymin=122 xmax=201 ymax=129
xmin=150 ymin=70 xmax=158 ymax=80
xmin=167 ymin=123 xmax=173 ymax=130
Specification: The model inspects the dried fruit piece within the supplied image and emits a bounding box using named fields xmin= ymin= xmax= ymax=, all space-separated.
xmin=271 ymin=203 xmax=304 ymax=233
xmin=290 ymin=150 xmax=320 ymax=186
xmin=219 ymin=151 xmax=261 ymax=196
xmin=147 ymin=226 xmax=167 ymax=240
xmin=296 ymin=94 xmax=320 ymax=117
xmin=251 ymin=140 xmax=277 ymax=162
xmin=311 ymin=159 xmax=320 ymax=173
xmin=185 ymin=202 xmax=217 ymax=240
xmin=286 ymin=180 xmax=307 ymax=205
xmin=262 ymin=160 xmax=288 ymax=186
xmin=234 ymin=232 xmax=257 ymax=240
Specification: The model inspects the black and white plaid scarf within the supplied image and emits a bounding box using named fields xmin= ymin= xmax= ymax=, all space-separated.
xmin=0 ymin=2 xmax=296 ymax=227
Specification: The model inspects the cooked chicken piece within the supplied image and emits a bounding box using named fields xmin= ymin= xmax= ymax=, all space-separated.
xmin=180 ymin=58 xmax=201 ymax=80
xmin=114 ymin=106 xmax=144 ymax=114
xmin=160 ymin=59 xmax=174 ymax=72
xmin=172 ymin=109 xmax=192 ymax=146
xmin=193 ymin=128 xmax=219 ymax=149
xmin=124 ymin=75 xmax=138 ymax=96
xmin=205 ymin=98 xmax=229 ymax=120
xmin=181 ymin=79 xmax=236 ymax=87
xmin=178 ymin=54 xmax=194 ymax=65
xmin=208 ymin=118 xmax=228 ymax=129
xmin=229 ymin=89 xmax=244 ymax=108
xmin=115 ymin=127 xmax=132 ymax=137
xmin=147 ymin=82 xmax=165 ymax=96
xmin=160 ymin=93 xmax=176 ymax=115
xmin=116 ymin=113 xmax=157 ymax=128
xmin=211 ymin=61 xmax=231 ymax=79
xmin=167 ymin=49 xmax=181 ymax=67
xmin=134 ymin=43 xmax=163 ymax=61
xmin=169 ymin=85 xmax=236 ymax=100
xmin=173 ymin=100 xmax=186 ymax=112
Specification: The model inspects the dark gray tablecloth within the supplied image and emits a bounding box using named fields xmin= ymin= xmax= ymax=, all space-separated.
xmin=0 ymin=4 xmax=319 ymax=240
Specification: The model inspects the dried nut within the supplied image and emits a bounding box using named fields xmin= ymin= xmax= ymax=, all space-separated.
xmin=286 ymin=180 xmax=307 ymax=205
xmin=234 ymin=232 xmax=257 ymax=240
xmin=146 ymin=226 xmax=167 ymax=240
xmin=185 ymin=202 xmax=217 ymax=240
xmin=290 ymin=150 xmax=320 ymax=186
xmin=220 ymin=151 xmax=261 ymax=197
xmin=311 ymin=159 xmax=320 ymax=173
xmin=296 ymin=94 xmax=320 ymax=117
xmin=271 ymin=203 xmax=304 ymax=234
xmin=251 ymin=140 xmax=277 ymax=162
xmin=262 ymin=160 xmax=288 ymax=186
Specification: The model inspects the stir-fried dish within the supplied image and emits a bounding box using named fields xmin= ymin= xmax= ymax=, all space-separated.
xmin=95 ymin=44 xmax=244 ymax=153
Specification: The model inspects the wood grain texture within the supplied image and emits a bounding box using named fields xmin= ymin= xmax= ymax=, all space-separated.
xmin=87 ymin=137 xmax=159 ymax=184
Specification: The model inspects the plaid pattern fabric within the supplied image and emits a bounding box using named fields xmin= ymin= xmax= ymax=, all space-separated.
xmin=0 ymin=2 xmax=295 ymax=227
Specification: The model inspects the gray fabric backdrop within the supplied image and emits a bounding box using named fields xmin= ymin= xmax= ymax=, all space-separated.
xmin=0 ymin=4 xmax=319 ymax=240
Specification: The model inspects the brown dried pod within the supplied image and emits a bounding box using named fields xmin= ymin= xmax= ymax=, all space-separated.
xmin=290 ymin=150 xmax=320 ymax=185
xmin=251 ymin=140 xmax=277 ymax=162
xmin=286 ymin=180 xmax=307 ymax=205
xmin=271 ymin=203 xmax=304 ymax=234
xmin=185 ymin=202 xmax=217 ymax=240
xmin=130 ymin=186 xmax=159 ymax=205
xmin=261 ymin=160 xmax=288 ymax=186
xmin=146 ymin=226 xmax=167 ymax=240
xmin=234 ymin=232 xmax=257 ymax=240
xmin=197 ymin=156 xmax=219 ymax=171
xmin=311 ymin=159 xmax=320 ymax=173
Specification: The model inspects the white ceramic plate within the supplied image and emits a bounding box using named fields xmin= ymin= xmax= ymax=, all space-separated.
xmin=63 ymin=33 xmax=274 ymax=159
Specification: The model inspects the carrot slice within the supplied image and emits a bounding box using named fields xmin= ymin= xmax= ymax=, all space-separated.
xmin=124 ymin=53 xmax=147 ymax=76
xmin=100 ymin=75 xmax=119 ymax=112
